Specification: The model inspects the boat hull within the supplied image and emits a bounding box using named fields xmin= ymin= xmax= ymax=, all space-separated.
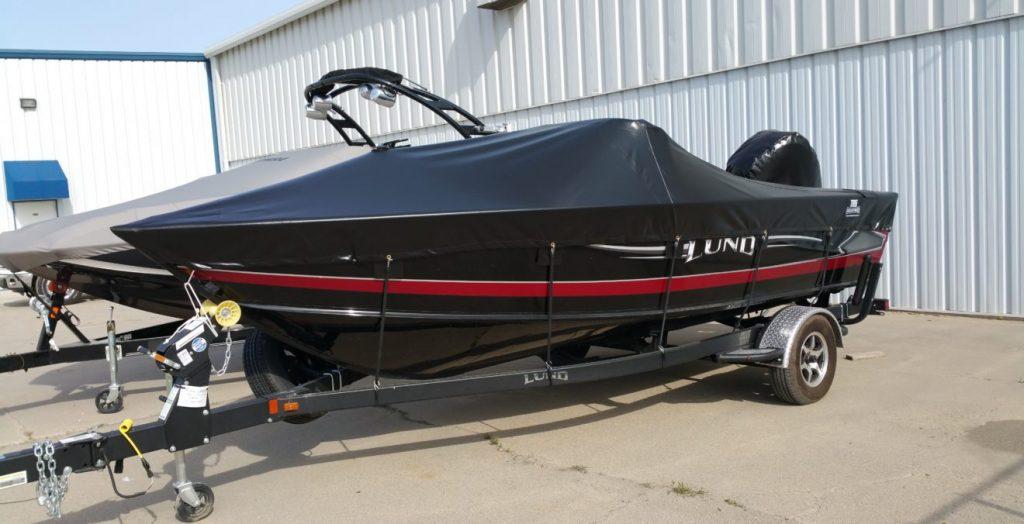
xmin=187 ymin=230 xmax=887 ymax=378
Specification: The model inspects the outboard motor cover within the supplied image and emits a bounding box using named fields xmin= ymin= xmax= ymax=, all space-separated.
xmin=726 ymin=130 xmax=821 ymax=187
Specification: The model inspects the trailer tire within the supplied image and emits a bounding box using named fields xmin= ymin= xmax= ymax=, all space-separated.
xmin=243 ymin=332 xmax=324 ymax=424
xmin=769 ymin=315 xmax=837 ymax=405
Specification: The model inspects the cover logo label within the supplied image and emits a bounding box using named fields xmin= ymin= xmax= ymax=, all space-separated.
xmin=845 ymin=199 xmax=861 ymax=218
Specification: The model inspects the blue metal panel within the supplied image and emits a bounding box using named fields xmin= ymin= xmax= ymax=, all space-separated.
xmin=204 ymin=60 xmax=223 ymax=173
xmin=3 ymin=161 xmax=70 ymax=202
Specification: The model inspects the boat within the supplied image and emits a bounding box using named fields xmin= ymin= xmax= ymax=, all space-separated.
xmin=111 ymin=70 xmax=898 ymax=381
xmin=0 ymin=130 xmax=365 ymax=318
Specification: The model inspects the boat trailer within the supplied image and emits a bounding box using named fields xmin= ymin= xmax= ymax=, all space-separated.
xmin=1 ymin=272 xmax=249 ymax=414
xmin=0 ymin=261 xmax=886 ymax=521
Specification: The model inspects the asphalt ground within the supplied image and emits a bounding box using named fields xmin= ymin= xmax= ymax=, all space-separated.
xmin=0 ymin=289 xmax=1022 ymax=523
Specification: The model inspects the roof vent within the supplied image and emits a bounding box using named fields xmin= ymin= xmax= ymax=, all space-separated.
xmin=476 ymin=0 xmax=527 ymax=10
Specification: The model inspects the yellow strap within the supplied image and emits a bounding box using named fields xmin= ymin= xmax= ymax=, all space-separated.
xmin=118 ymin=419 xmax=144 ymax=458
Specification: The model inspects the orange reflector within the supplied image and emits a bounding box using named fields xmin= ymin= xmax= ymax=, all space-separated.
xmin=268 ymin=399 xmax=279 ymax=415
xmin=283 ymin=401 xmax=299 ymax=412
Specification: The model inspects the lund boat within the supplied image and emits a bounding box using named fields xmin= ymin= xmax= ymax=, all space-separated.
xmin=113 ymin=70 xmax=897 ymax=380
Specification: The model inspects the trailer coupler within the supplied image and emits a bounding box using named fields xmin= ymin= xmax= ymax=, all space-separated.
xmin=0 ymin=312 xmax=217 ymax=518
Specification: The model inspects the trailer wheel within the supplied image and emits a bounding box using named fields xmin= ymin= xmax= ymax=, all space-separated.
xmin=32 ymin=276 xmax=83 ymax=304
xmin=94 ymin=389 xmax=124 ymax=414
xmin=243 ymin=332 xmax=324 ymax=424
xmin=175 ymin=482 xmax=214 ymax=522
xmin=769 ymin=315 xmax=837 ymax=405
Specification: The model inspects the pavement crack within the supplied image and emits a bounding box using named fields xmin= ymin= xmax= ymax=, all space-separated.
xmin=377 ymin=405 xmax=435 ymax=427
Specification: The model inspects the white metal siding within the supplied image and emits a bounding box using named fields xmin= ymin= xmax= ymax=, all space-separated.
xmin=0 ymin=58 xmax=216 ymax=234
xmin=209 ymin=2 xmax=1023 ymax=317
xmin=211 ymin=0 xmax=1022 ymax=164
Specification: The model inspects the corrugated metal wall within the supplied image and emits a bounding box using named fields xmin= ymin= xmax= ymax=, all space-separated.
xmin=209 ymin=1 xmax=1023 ymax=316
xmin=0 ymin=57 xmax=216 ymax=234
xmin=211 ymin=0 xmax=1021 ymax=163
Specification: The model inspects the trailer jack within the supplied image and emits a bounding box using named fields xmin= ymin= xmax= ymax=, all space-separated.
xmin=95 ymin=308 xmax=125 ymax=414
xmin=172 ymin=451 xmax=214 ymax=522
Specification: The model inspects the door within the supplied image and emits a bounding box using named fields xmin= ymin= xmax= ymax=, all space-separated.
xmin=13 ymin=200 xmax=58 ymax=228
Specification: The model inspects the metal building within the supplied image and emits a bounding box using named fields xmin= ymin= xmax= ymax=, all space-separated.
xmin=115 ymin=1 xmax=1024 ymax=317
xmin=0 ymin=50 xmax=219 ymax=234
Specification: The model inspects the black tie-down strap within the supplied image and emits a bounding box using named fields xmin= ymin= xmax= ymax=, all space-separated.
xmin=544 ymin=242 xmax=557 ymax=384
xmin=654 ymin=237 xmax=681 ymax=360
xmin=373 ymin=255 xmax=393 ymax=399
xmin=734 ymin=231 xmax=768 ymax=330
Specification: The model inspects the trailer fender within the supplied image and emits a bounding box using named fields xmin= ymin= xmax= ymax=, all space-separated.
xmin=758 ymin=306 xmax=843 ymax=369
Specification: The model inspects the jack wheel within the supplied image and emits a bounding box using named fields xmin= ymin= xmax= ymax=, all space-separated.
xmin=95 ymin=389 xmax=124 ymax=414
xmin=769 ymin=315 xmax=837 ymax=405
xmin=175 ymin=483 xmax=215 ymax=522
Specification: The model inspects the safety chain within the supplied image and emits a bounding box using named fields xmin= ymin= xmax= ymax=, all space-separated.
xmin=213 ymin=330 xmax=233 ymax=376
xmin=33 ymin=440 xmax=72 ymax=518
xmin=181 ymin=271 xmax=234 ymax=376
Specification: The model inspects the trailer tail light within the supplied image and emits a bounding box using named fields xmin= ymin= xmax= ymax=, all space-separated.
xmin=267 ymin=399 xmax=299 ymax=416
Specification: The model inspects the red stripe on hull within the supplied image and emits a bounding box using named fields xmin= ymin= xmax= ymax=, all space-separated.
xmin=194 ymin=248 xmax=882 ymax=298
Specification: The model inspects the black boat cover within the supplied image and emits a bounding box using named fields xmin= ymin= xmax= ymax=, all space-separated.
xmin=114 ymin=119 xmax=897 ymax=266
xmin=726 ymin=130 xmax=822 ymax=187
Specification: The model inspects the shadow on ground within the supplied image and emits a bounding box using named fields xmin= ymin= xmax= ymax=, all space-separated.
xmin=57 ymin=361 xmax=778 ymax=522
xmin=916 ymin=420 xmax=1024 ymax=522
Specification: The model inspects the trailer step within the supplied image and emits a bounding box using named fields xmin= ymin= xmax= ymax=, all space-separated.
xmin=714 ymin=346 xmax=785 ymax=364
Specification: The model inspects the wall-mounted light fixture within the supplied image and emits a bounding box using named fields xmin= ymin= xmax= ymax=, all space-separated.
xmin=20 ymin=98 xmax=37 ymax=110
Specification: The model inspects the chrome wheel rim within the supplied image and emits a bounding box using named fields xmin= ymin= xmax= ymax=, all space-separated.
xmin=798 ymin=331 xmax=829 ymax=388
